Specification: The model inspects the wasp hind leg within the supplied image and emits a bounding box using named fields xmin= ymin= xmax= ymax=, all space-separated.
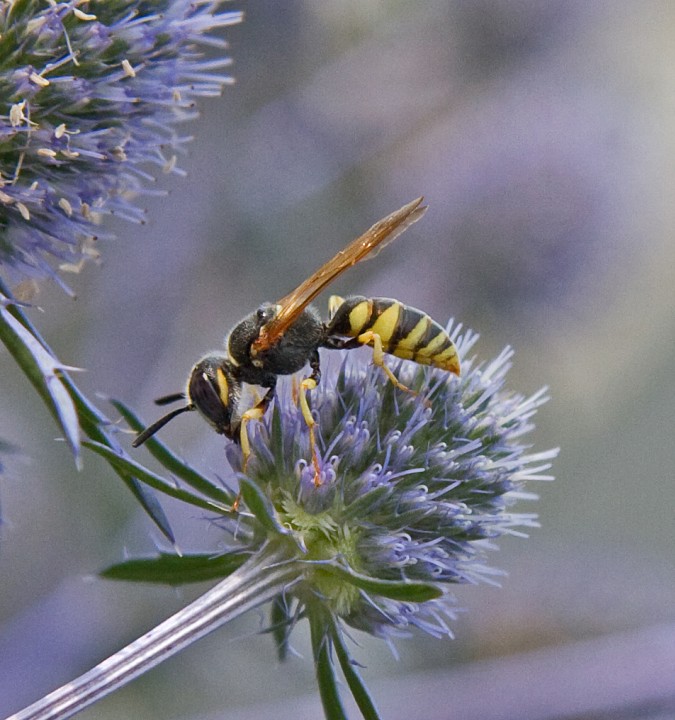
xmin=356 ymin=330 xmax=418 ymax=397
xmin=325 ymin=331 xmax=418 ymax=398
xmin=297 ymin=350 xmax=322 ymax=485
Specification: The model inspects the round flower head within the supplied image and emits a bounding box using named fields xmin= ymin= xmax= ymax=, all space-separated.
xmin=216 ymin=322 xmax=556 ymax=640
xmin=0 ymin=0 xmax=241 ymax=287
xmin=35 ymin=320 xmax=555 ymax=719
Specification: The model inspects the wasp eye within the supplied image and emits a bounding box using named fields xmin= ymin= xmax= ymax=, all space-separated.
xmin=188 ymin=357 xmax=234 ymax=433
xmin=256 ymin=303 xmax=278 ymax=323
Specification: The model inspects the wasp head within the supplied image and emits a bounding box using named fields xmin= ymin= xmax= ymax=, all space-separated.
xmin=132 ymin=355 xmax=241 ymax=448
xmin=187 ymin=355 xmax=241 ymax=438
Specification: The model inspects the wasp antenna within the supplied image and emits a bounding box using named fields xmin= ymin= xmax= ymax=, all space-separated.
xmin=154 ymin=392 xmax=187 ymax=406
xmin=132 ymin=405 xmax=194 ymax=447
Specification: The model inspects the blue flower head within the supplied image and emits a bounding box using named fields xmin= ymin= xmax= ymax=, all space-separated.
xmin=213 ymin=323 xmax=556 ymax=640
xmin=39 ymin=318 xmax=555 ymax=718
xmin=0 ymin=0 xmax=241 ymax=287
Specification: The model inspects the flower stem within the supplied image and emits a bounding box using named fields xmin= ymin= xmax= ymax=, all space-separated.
xmin=309 ymin=602 xmax=349 ymax=720
xmin=329 ymin=616 xmax=382 ymax=720
xmin=7 ymin=543 xmax=302 ymax=720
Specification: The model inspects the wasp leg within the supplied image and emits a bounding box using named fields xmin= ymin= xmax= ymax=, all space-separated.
xmin=325 ymin=333 xmax=422 ymax=401
xmin=298 ymin=351 xmax=322 ymax=485
xmin=239 ymin=382 xmax=276 ymax=474
xmin=230 ymin=387 xmax=273 ymax=512
xmin=356 ymin=330 xmax=418 ymax=396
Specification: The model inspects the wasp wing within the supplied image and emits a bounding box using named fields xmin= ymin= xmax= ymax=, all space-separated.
xmin=252 ymin=197 xmax=427 ymax=354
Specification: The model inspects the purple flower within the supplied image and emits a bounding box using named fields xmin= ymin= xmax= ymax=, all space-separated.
xmin=27 ymin=320 xmax=555 ymax=719
xmin=0 ymin=0 xmax=241 ymax=287
xmin=212 ymin=323 xmax=556 ymax=639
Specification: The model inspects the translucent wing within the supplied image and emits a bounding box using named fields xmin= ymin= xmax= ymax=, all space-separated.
xmin=252 ymin=197 xmax=427 ymax=354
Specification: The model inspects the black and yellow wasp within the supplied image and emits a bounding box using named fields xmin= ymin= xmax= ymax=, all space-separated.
xmin=133 ymin=198 xmax=460 ymax=479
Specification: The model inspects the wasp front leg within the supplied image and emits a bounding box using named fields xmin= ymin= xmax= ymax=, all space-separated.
xmin=239 ymin=380 xmax=276 ymax=474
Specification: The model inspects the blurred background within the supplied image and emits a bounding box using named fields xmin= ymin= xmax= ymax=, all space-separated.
xmin=1 ymin=1 xmax=675 ymax=718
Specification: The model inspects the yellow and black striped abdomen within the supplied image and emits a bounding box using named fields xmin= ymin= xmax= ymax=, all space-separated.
xmin=326 ymin=295 xmax=460 ymax=375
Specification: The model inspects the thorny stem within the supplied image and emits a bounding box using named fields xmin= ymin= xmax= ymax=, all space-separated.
xmin=6 ymin=543 xmax=303 ymax=720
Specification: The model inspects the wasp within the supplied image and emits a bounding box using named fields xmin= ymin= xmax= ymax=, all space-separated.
xmin=133 ymin=198 xmax=460 ymax=481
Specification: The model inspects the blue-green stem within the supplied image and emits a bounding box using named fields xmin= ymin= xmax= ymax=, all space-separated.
xmin=309 ymin=602 xmax=349 ymax=720
xmin=329 ymin=616 xmax=382 ymax=720
xmin=6 ymin=542 xmax=302 ymax=720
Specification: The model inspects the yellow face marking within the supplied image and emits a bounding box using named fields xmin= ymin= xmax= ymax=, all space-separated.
xmin=369 ymin=302 xmax=400 ymax=342
xmin=216 ymin=367 xmax=229 ymax=406
xmin=398 ymin=316 xmax=431 ymax=351
xmin=328 ymin=295 xmax=344 ymax=320
xmin=348 ymin=300 xmax=373 ymax=335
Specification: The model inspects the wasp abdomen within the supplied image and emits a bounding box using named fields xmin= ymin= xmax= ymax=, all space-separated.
xmin=326 ymin=295 xmax=460 ymax=374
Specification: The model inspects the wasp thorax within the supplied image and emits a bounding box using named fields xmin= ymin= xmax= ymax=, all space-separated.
xmin=227 ymin=303 xmax=279 ymax=365
xmin=187 ymin=356 xmax=239 ymax=436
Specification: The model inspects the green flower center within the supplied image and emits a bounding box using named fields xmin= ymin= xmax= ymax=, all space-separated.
xmin=280 ymin=495 xmax=363 ymax=616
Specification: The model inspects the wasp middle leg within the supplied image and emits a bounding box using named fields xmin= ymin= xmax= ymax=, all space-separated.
xmin=296 ymin=350 xmax=322 ymax=484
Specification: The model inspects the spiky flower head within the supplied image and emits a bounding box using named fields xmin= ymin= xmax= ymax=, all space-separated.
xmin=43 ymin=320 xmax=556 ymax=719
xmin=0 ymin=0 xmax=241 ymax=288
xmin=204 ymin=323 xmax=556 ymax=640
